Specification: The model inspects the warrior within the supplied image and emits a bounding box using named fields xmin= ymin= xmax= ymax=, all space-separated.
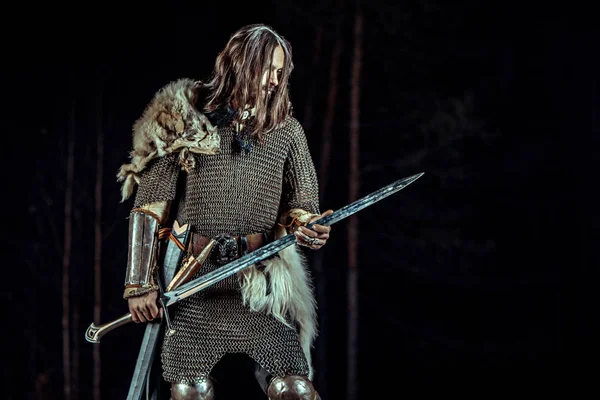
xmin=117 ymin=23 xmax=332 ymax=399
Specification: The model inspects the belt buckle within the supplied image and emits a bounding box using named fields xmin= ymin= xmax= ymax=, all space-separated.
xmin=214 ymin=233 xmax=239 ymax=265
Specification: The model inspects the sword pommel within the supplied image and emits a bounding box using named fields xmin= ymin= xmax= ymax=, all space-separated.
xmin=85 ymin=312 xmax=133 ymax=343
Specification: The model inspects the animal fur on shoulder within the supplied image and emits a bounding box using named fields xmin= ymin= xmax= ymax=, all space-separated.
xmin=117 ymin=78 xmax=221 ymax=202
xmin=237 ymin=224 xmax=318 ymax=380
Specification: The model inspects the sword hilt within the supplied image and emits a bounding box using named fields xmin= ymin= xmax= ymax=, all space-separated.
xmin=85 ymin=312 xmax=133 ymax=343
xmin=86 ymin=269 xmax=179 ymax=344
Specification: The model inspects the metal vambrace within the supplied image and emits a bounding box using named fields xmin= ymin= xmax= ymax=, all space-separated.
xmin=123 ymin=208 xmax=161 ymax=299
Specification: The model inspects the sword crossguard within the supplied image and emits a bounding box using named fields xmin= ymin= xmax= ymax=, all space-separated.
xmin=155 ymin=267 xmax=177 ymax=336
xmin=159 ymin=295 xmax=176 ymax=336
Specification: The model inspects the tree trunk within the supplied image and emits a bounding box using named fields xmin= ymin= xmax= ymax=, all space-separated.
xmin=62 ymin=101 xmax=75 ymax=400
xmin=318 ymin=6 xmax=343 ymax=200
xmin=93 ymin=82 xmax=104 ymax=400
xmin=301 ymin=23 xmax=323 ymax=136
xmin=347 ymin=3 xmax=362 ymax=400
xmin=72 ymin=304 xmax=79 ymax=400
xmin=312 ymin=4 xmax=344 ymax=398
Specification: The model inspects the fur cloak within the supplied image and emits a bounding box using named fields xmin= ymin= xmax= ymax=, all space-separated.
xmin=117 ymin=78 xmax=221 ymax=202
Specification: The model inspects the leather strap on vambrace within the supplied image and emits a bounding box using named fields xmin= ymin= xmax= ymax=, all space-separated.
xmin=278 ymin=208 xmax=320 ymax=234
xmin=123 ymin=208 xmax=162 ymax=299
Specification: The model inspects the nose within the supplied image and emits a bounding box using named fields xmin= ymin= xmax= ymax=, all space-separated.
xmin=270 ymin=73 xmax=279 ymax=87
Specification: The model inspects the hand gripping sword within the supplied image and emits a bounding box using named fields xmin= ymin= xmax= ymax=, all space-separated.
xmin=85 ymin=172 xmax=424 ymax=343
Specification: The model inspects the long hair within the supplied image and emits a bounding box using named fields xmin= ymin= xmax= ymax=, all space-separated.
xmin=202 ymin=24 xmax=294 ymax=140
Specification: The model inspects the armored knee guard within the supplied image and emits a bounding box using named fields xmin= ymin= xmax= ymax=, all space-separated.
xmin=170 ymin=379 xmax=215 ymax=400
xmin=267 ymin=375 xmax=320 ymax=400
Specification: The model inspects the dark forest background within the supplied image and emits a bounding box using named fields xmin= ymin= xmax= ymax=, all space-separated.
xmin=2 ymin=0 xmax=595 ymax=399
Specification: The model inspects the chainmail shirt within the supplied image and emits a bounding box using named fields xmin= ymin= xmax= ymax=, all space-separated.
xmin=133 ymin=116 xmax=320 ymax=384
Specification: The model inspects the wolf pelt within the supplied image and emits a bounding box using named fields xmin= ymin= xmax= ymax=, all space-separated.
xmin=117 ymin=78 xmax=221 ymax=202
xmin=237 ymin=223 xmax=318 ymax=380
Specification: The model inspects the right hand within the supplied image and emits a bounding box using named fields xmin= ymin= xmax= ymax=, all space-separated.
xmin=128 ymin=291 xmax=163 ymax=323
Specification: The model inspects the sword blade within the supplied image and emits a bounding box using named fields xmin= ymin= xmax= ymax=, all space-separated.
xmin=163 ymin=172 xmax=424 ymax=306
xmin=127 ymin=321 xmax=162 ymax=400
xmin=126 ymin=221 xmax=191 ymax=400
xmin=305 ymin=171 xmax=424 ymax=228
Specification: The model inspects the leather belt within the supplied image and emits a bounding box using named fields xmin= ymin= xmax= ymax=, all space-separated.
xmin=188 ymin=231 xmax=273 ymax=265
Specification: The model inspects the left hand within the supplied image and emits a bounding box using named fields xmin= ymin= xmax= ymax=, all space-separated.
xmin=294 ymin=209 xmax=333 ymax=250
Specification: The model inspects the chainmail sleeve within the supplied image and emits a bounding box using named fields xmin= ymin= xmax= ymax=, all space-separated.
xmin=133 ymin=153 xmax=182 ymax=208
xmin=280 ymin=118 xmax=321 ymax=215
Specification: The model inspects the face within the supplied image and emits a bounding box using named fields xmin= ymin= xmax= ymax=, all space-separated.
xmin=261 ymin=44 xmax=284 ymax=98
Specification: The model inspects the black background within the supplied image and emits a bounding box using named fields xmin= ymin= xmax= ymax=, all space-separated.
xmin=3 ymin=0 xmax=594 ymax=398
